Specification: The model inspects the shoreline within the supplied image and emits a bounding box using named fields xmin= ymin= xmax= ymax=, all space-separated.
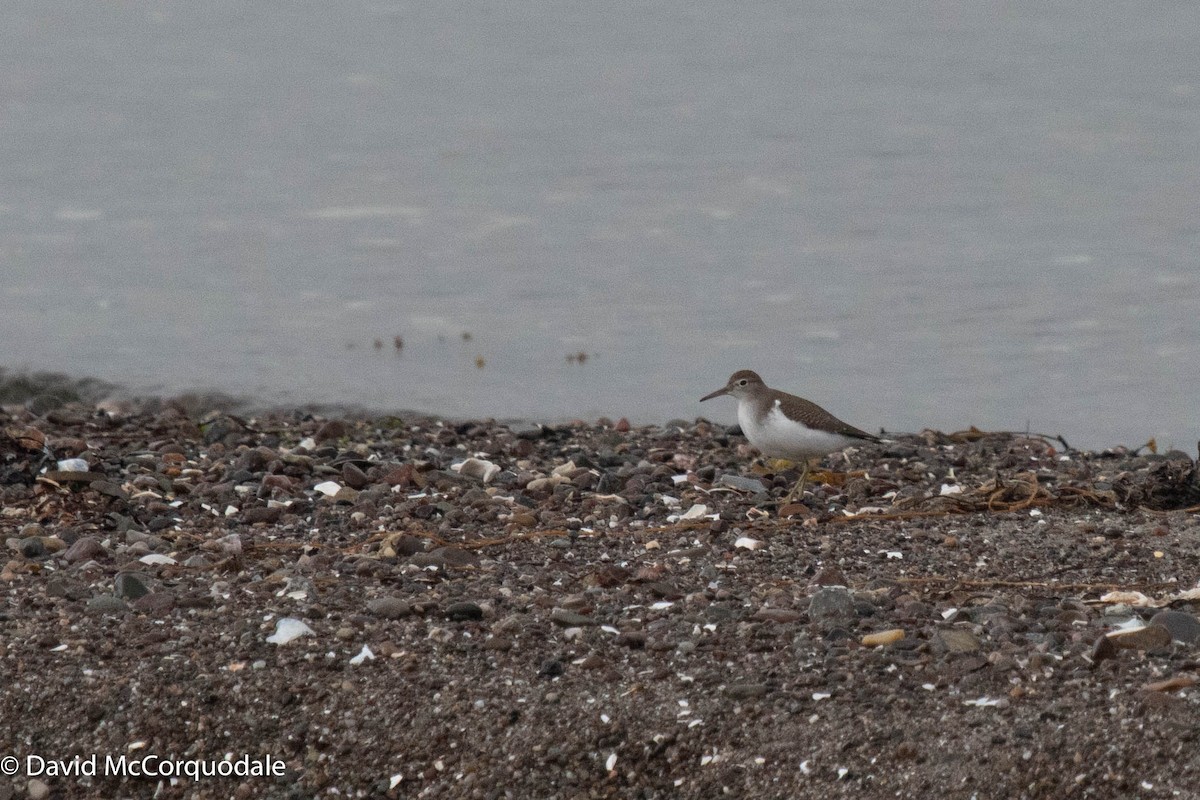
xmin=2 ymin=395 xmax=1200 ymax=798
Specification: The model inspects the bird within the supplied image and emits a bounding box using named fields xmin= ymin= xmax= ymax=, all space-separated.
xmin=700 ymin=369 xmax=880 ymax=502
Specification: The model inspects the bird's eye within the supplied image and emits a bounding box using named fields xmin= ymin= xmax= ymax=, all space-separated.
xmin=737 ymin=379 xmax=747 ymax=386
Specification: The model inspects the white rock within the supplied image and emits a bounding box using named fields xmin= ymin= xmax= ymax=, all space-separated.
xmin=452 ymin=458 xmax=501 ymax=483
xmin=56 ymin=458 xmax=90 ymax=472
xmin=734 ymin=537 xmax=764 ymax=550
xmin=266 ymin=617 xmax=315 ymax=645
xmin=679 ymin=503 xmax=708 ymax=520
xmin=349 ymin=645 xmax=375 ymax=665
xmin=551 ymin=461 xmax=577 ymax=477
xmin=605 ymin=753 xmax=617 ymax=772
xmin=314 ymin=480 xmax=342 ymax=497
xmin=139 ymin=554 xmax=177 ymax=566
xmin=939 ymin=483 xmax=962 ymax=496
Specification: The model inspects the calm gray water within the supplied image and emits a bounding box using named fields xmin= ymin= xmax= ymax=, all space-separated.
xmin=2 ymin=2 xmax=1198 ymax=450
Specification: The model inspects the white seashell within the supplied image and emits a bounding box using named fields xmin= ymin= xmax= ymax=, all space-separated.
xmin=266 ymin=617 xmax=315 ymax=645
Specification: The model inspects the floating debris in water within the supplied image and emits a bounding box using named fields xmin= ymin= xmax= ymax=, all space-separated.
xmin=475 ymin=356 xmax=486 ymax=369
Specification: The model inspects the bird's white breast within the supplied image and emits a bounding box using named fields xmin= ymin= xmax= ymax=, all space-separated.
xmin=737 ymin=399 xmax=859 ymax=460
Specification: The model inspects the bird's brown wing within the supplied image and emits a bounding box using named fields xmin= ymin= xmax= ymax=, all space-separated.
xmin=776 ymin=393 xmax=881 ymax=443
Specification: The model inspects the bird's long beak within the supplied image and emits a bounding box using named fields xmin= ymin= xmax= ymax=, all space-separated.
xmin=700 ymin=386 xmax=730 ymax=402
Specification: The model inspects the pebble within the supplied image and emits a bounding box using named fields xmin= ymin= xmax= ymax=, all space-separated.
xmin=132 ymin=592 xmax=176 ymax=615
xmin=367 ymin=597 xmax=413 ymax=620
xmin=411 ymin=547 xmax=480 ymax=569
xmin=453 ymin=457 xmax=501 ymax=483
xmin=1106 ymin=624 xmax=1172 ymax=651
xmin=446 ymin=601 xmax=484 ymax=621
xmin=87 ymin=596 xmax=128 ymax=614
xmin=862 ymin=629 xmax=906 ymax=647
xmin=538 ymin=659 xmax=565 ymax=677
xmin=717 ymin=474 xmax=767 ymax=494
xmin=63 ymin=536 xmax=106 ymax=564
xmin=725 ymin=682 xmax=770 ymax=699
xmin=938 ymin=628 xmax=982 ymax=654
xmin=114 ymin=572 xmax=150 ymax=600
xmin=1149 ymin=610 xmax=1200 ymax=645
xmin=550 ymin=608 xmax=597 ymax=627
xmin=27 ymin=779 xmax=50 ymax=800
xmin=809 ymin=587 xmax=856 ymax=627
xmin=615 ymin=631 xmax=647 ymax=648
xmin=341 ymin=462 xmax=371 ymax=489
xmin=810 ymin=566 xmax=850 ymax=587
xmin=16 ymin=537 xmax=47 ymax=559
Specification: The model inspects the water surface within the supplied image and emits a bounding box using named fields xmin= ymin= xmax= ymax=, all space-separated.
xmin=2 ymin=2 xmax=1198 ymax=449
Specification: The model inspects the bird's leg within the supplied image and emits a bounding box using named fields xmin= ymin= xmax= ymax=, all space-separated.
xmin=783 ymin=460 xmax=812 ymax=504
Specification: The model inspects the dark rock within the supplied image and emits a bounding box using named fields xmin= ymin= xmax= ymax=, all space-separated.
xmin=446 ymin=601 xmax=484 ymax=622
xmin=538 ymin=659 xmax=564 ymax=677
xmin=114 ymin=572 xmax=150 ymax=600
xmin=616 ymin=631 xmax=646 ymax=649
xmin=17 ymin=537 xmax=46 ymax=559
xmin=810 ymin=566 xmax=849 ymax=587
xmin=243 ymin=506 xmax=282 ymax=525
xmin=809 ymin=587 xmax=856 ymax=627
xmin=314 ymin=420 xmax=349 ymax=443
xmin=341 ymin=462 xmax=371 ymax=489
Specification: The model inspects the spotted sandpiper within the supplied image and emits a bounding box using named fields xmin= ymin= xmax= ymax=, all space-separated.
xmin=700 ymin=369 xmax=880 ymax=502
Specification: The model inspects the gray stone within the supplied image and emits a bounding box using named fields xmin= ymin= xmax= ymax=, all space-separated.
xmin=809 ymin=587 xmax=856 ymax=626
xmin=510 ymin=423 xmax=543 ymax=440
xmin=114 ymin=572 xmax=150 ymax=600
xmin=725 ymin=682 xmax=770 ymax=700
xmin=1149 ymin=610 xmax=1200 ymax=645
xmin=717 ymin=474 xmax=768 ymax=494
xmin=367 ymin=597 xmax=412 ymax=620
xmin=87 ymin=596 xmax=128 ymax=614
